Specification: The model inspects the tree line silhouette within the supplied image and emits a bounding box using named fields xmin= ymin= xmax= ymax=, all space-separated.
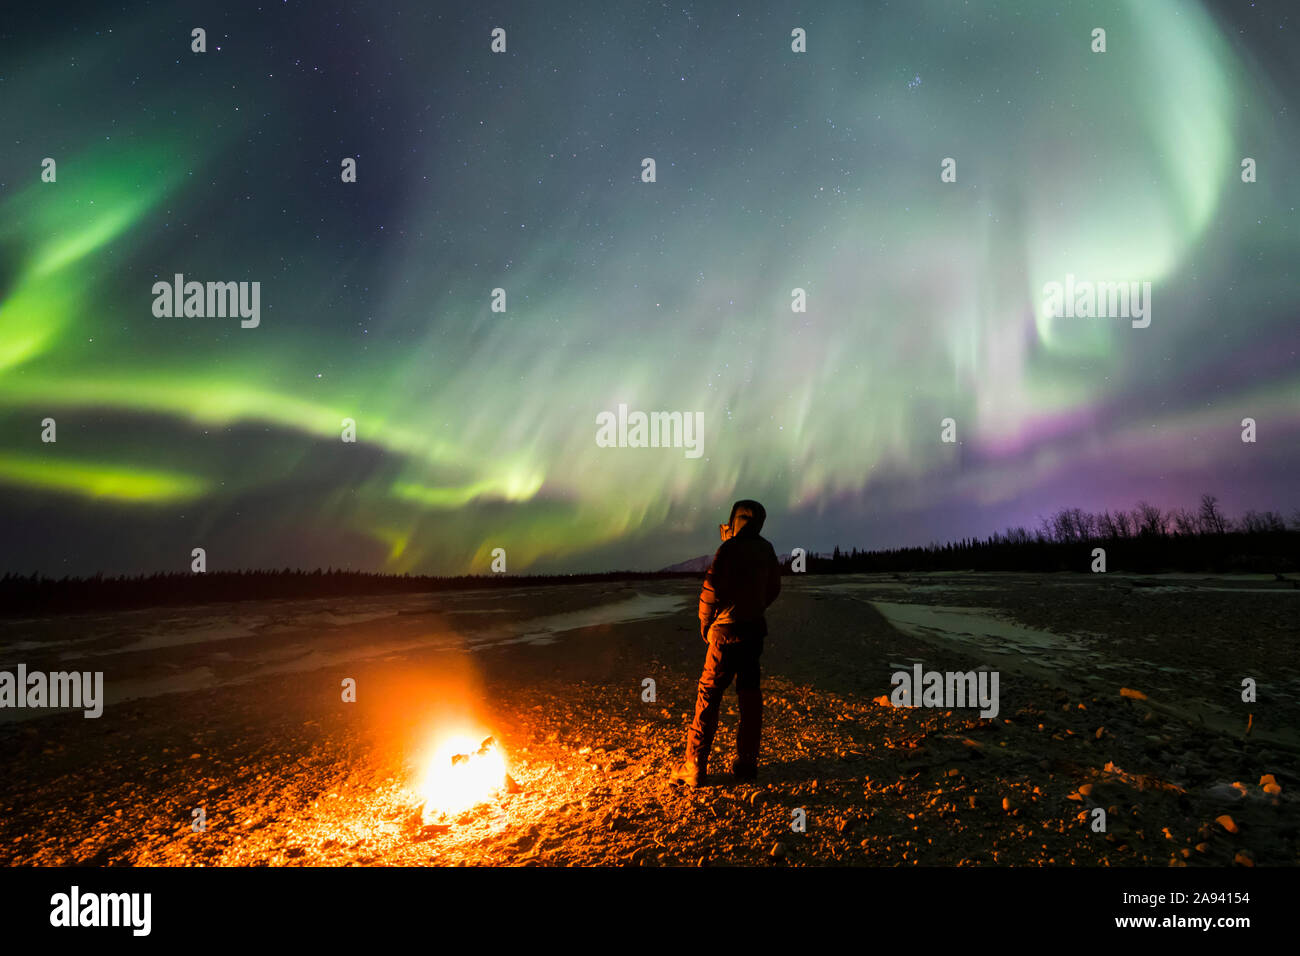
xmin=788 ymin=495 xmax=1299 ymax=575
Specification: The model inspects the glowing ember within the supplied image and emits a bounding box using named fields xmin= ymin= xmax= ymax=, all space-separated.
xmin=418 ymin=734 xmax=508 ymax=821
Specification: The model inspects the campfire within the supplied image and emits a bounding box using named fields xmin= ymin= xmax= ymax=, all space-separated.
xmin=418 ymin=734 xmax=509 ymax=822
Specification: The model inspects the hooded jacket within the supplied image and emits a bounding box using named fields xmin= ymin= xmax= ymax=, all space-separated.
xmin=698 ymin=502 xmax=782 ymax=644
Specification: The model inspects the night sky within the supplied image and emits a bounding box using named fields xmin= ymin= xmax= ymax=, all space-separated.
xmin=1 ymin=0 xmax=1296 ymax=576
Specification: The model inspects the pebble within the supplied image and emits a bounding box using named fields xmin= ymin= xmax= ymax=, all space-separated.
xmin=1206 ymin=783 xmax=1246 ymax=803
xmin=413 ymin=824 xmax=450 ymax=843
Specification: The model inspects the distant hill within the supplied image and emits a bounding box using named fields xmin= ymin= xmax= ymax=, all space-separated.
xmin=659 ymin=553 xmax=794 ymax=573
xmin=659 ymin=554 xmax=711 ymax=573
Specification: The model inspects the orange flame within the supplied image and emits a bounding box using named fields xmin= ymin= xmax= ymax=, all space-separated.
xmin=417 ymin=733 xmax=507 ymax=822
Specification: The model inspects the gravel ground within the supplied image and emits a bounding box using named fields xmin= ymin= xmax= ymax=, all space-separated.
xmin=1 ymin=573 xmax=1296 ymax=866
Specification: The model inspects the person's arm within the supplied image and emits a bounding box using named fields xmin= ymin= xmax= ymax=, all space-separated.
xmin=765 ymin=547 xmax=782 ymax=608
xmin=698 ymin=554 xmax=720 ymax=640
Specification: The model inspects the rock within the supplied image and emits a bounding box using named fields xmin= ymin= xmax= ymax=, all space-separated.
xmin=1205 ymin=783 xmax=1246 ymax=803
xmin=1233 ymin=849 xmax=1255 ymax=867
xmin=504 ymin=774 xmax=522 ymax=793
xmin=513 ymin=824 xmax=541 ymax=849
xmin=1215 ymin=814 xmax=1239 ymax=834
xmin=770 ymin=842 xmax=787 ymax=859
xmin=413 ymin=824 xmax=451 ymax=843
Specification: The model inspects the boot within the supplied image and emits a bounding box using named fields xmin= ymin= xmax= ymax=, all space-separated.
xmin=673 ymin=721 xmax=712 ymax=787
xmin=669 ymin=761 xmax=704 ymax=788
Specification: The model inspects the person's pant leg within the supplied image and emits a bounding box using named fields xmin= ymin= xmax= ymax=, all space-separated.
xmin=686 ymin=640 xmax=736 ymax=772
xmin=734 ymin=639 xmax=763 ymax=769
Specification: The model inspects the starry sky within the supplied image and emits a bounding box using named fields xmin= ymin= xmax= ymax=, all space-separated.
xmin=1 ymin=0 xmax=1296 ymax=576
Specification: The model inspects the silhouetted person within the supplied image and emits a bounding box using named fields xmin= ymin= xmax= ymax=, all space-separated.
xmin=672 ymin=499 xmax=781 ymax=787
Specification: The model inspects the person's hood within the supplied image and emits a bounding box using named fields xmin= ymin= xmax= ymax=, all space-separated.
xmin=729 ymin=499 xmax=766 ymax=536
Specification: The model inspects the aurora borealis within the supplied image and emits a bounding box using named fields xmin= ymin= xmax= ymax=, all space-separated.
xmin=1 ymin=0 xmax=1296 ymax=576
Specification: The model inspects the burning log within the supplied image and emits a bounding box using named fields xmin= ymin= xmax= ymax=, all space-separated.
xmin=451 ymin=737 xmax=497 ymax=767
